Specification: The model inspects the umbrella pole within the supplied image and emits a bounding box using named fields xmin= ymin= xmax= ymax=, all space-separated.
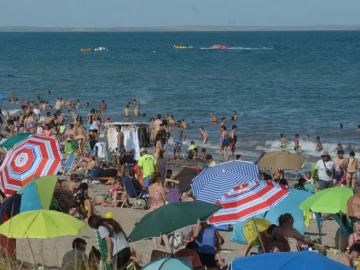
xmin=252 ymin=218 xmax=265 ymax=253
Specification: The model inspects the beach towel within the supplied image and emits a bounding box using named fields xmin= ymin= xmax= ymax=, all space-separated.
xmin=95 ymin=230 xmax=113 ymax=270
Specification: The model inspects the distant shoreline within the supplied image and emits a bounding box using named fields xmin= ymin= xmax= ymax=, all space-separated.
xmin=1 ymin=26 xmax=360 ymax=32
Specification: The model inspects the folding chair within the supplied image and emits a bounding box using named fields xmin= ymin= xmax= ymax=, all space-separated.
xmin=122 ymin=176 xmax=148 ymax=209
xmin=61 ymin=154 xmax=76 ymax=175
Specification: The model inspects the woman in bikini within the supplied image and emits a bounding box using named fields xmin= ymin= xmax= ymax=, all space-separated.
xmin=345 ymin=150 xmax=360 ymax=190
xmin=154 ymin=134 xmax=163 ymax=161
xmin=23 ymin=112 xmax=36 ymax=133
xmin=210 ymin=112 xmax=218 ymax=124
xmin=148 ymin=173 xmax=170 ymax=250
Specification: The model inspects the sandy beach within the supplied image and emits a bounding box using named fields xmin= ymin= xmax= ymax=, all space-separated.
xmin=14 ymin=183 xmax=343 ymax=269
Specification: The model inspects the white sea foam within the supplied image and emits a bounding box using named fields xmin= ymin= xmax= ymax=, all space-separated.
xmin=200 ymin=46 xmax=273 ymax=50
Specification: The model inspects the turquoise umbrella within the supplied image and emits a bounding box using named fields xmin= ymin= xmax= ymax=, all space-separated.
xmin=142 ymin=258 xmax=191 ymax=270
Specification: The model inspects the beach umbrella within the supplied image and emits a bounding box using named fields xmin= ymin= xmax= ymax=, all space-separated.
xmin=0 ymin=133 xmax=32 ymax=150
xmin=191 ymin=161 xmax=259 ymax=203
xmin=230 ymin=218 xmax=271 ymax=246
xmin=128 ymin=201 xmax=222 ymax=242
xmin=0 ymin=210 xmax=87 ymax=238
xmin=209 ymin=181 xmax=289 ymax=225
xmin=300 ymin=186 xmax=353 ymax=214
xmin=142 ymin=257 xmax=191 ymax=270
xmin=18 ymin=175 xmax=58 ymax=212
xmin=230 ymin=251 xmax=350 ymax=270
xmin=264 ymin=188 xmax=321 ymax=235
xmin=257 ymin=151 xmax=306 ymax=171
xmin=0 ymin=135 xmax=62 ymax=195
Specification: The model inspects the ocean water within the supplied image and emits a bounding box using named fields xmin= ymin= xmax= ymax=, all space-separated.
xmin=1 ymin=31 xmax=360 ymax=161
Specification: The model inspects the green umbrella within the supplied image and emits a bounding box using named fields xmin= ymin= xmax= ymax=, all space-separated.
xmin=0 ymin=133 xmax=32 ymax=150
xmin=128 ymin=201 xmax=222 ymax=242
xmin=300 ymin=186 xmax=353 ymax=214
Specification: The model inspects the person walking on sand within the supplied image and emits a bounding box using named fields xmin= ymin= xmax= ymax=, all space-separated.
xmin=345 ymin=150 xmax=360 ymax=190
xmin=199 ymin=126 xmax=208 ymax=144
xmin=315 ymin=151 xmax=335 ymax=190
xmin=294 ymin=134 xmax=301 ymax=153
xmin=280 ymin=134 xmax=287 ymax=149
xmin=210 ymin=112 xmax=218 ymax=124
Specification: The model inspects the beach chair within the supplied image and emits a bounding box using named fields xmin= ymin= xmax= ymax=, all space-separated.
xmin=122 ymin=176 xmax=148 ymax=209
xmin=64 ymin=141 xmax=72 ymax=156
xmin=61 ymin=154 xmax=76 ymax=175
xmin=286 ymin=237 xmax=300 ymax=252
xmin=166 ymin=188 xmax=181 ymax=203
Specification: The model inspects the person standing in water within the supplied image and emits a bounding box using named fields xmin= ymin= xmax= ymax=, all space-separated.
xmin=231 ymin=111 xmax=237 ymax=121
xmin=306 ymin=135 xmax=311 ymax=141
xmin=199 ymin=126 xmax=208 ymax=144
xmin=210 ymin=112 xmax=218 ymax=124
xmin=316 ymin=136 xmax=323 ymax=152
xmin=345 ymin=150 xmax=360 ymax=190
xmin=99 ymin=100 xmax=107 ymax=111
xmin=219 ymin=125 xmax=229 ymax=161
xmin=294 ymin=134 xmax=301 ymax=153
xmin=133 ymin=104 xmax=139 ymax=117
xmin=123 ymin=105 xmax=130 ymax=117
xmin=280 ymin=134 xmax=287 ymax=149
xmin=228 ymin=125 xmax=237 ymax=159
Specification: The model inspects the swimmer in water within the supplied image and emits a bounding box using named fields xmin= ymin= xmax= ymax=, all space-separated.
xmin=231 ymin=111 xmax=237 ymax=121
xmin=210 ymin=112 xmax=218 ymax=124
xmin=306 ymin=135 xmax=311 ymax=141
xmin=280 ymin=134 xmax=287 ymax=149
xmin=199 ymin=126 xmax=208 ymax=144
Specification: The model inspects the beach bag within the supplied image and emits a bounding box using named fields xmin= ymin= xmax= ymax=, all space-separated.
xmin=323 ymin=161 xmax=332 ymax=177
xmin=340 ymin=172 xmax=347 ymax=184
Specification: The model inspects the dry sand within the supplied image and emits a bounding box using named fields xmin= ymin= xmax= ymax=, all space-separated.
xmin=16 ymin=183 xmax=344 ymax=269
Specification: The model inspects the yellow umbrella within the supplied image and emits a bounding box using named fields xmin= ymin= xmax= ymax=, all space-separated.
xmin=0 ymin=210 xmax=87 ymax=239
xmin=243 ymin=218 xmax=272 ymax=246
xmin=258 ymin=151 xmax=306 ymax=171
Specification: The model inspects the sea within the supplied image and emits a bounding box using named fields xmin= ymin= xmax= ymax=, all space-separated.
xmin=1 ymin=31 xmax=360 ymax=163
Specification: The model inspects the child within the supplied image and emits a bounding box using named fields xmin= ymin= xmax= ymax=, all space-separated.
xmin=294 ymin=134 xmax=301 ymax=153
xmin=316 ymin=136 xmax=323 ymax=152
xmin=280 ymin=134 xmax=287 ymax=149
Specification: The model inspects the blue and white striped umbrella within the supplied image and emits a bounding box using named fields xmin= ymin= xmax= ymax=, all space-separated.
xmin=191 ymin=161 xmax=259 ymax=203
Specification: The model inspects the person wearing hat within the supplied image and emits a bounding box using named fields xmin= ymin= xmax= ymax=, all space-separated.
xmin=315 ymin=151 xmax=335 ymax=190
xmin=138 ymin=147 xmax=156 ymax=188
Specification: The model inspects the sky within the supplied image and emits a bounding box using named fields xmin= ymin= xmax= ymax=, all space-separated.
xmin=1 ymin=0 xmax=360 ymax=28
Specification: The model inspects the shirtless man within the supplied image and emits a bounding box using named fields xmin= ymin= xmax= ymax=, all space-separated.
xmin=220 ymin=117 xmax=227 ymax=127
xmin=154 ymin=114 xmax=162 ymax=137
xmin=333 ymin=150 xmax=346 ymax=185
xmin=228 ymin=125 xmax=237 ymax=159
xmin=219 ymin=125 xmax=229 ymax=161
xmin=345 ymin=150 xmax=360 ymax=190
xmin=199 ymin=126 xmax=208 ymax=144
xmin=99 ymin=100 xmax=107 ymax=111
xmin=124 ymin=105 xmax=130 ymax=117
xmin=133 ymin=104 xmax=139 ymax=117
xmin=210 ymin=112 xmax=218 ymax=124
xmin=57 ymin=110 xmax=65 ymax=125
xmin=294 ymin=134 xmax=301 ymax=153
xmin=44 ymin=112 xmax=52 ymax=125
xmin=55 ymin=98 xmax=62 ymax=111
xmin=74 ymin=116 xmax=86 ymax=155
xmin=347 ymin=192 xmax=360 ymax=226
xmin=116 ymin=125 xmax=126 ymax=176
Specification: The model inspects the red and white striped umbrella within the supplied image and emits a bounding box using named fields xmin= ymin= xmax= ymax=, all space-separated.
xmin=0 ymin=135 xmax=62 ymax=195
xmin=209 ymin=181 xmax=289 ymax=226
